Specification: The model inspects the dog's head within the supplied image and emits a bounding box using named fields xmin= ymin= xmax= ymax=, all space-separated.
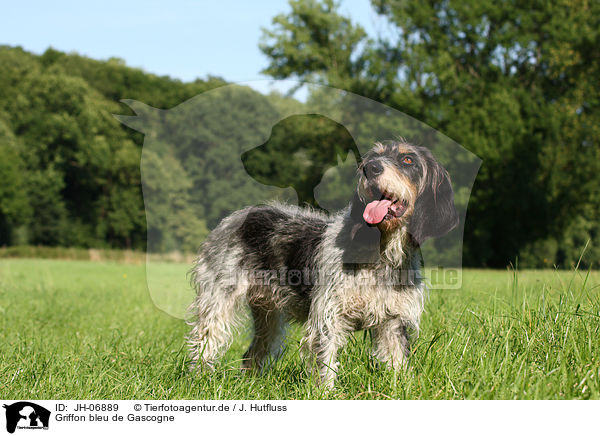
xmin=350 ymin=141 xmax=458 ymax=246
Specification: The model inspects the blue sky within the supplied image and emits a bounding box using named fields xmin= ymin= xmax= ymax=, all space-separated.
xmin=1 ymin=0 xmax=386 ymax=97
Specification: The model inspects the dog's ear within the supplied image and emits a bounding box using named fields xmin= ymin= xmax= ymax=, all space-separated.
xmin=408 ymin=151 xmax=458 ymax=246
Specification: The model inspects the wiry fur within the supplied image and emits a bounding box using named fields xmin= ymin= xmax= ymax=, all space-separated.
xmin=187 ymin=141 xmax=458 ymax=387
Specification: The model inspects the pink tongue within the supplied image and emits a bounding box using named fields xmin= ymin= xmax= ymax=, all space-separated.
xmin=363 ymin=199 xmax=392 ymax=224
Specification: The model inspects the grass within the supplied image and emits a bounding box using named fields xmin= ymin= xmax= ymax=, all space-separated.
xmin=0 ymin=258 xmax=599 ymax=399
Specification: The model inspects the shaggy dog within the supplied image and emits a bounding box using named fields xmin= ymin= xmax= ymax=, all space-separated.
xmin=187 ymin=140 xmax=458 ymax=386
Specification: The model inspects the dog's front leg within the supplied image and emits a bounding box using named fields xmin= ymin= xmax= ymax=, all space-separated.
xmin=371 ymin=318 xmax=411 ymax=370
xmin=314 ymin=332 xmax=343 ymax=388
xmin=303 ymin=303 xmax=351 ymax=388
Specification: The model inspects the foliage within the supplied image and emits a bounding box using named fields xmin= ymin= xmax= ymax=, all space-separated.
xmin=260 ymin=0 xmax=600 ymax=268
xmin=0 ymin=116 xmax=31 ymax=245
xmin=1 ymin=7 xmax=598 ymax=270
xmin=0 ymin=45 xmax=225 ymax=250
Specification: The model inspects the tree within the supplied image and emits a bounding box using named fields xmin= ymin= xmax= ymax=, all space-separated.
xmin=260 ymin=0 xmax=600 ymax=267
xmin=0 ymin=116 xmax=31 ymax=245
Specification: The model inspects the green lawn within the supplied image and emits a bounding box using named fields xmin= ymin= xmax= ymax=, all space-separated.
xmin=0 ymin=258 xmax=599 ymax=399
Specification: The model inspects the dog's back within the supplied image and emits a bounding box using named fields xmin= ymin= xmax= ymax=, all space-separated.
xmin=192 ymin=203 xmax=332 ymax=291
xmin=187 ymin=203 xmax=335 ymax=369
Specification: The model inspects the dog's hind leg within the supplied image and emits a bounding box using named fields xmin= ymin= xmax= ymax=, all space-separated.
xmin=187 ymin=263 xmax=247 ymax=371
xmin=242 ymin=302 xmax=286 ymax=372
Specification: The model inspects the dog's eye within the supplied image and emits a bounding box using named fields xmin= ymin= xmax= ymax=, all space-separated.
xmin=401 ymin=156 xmax=414 ymax=165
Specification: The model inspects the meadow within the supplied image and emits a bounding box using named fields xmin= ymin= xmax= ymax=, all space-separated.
xmin=0 ymin=258 xmax=598 ymax=400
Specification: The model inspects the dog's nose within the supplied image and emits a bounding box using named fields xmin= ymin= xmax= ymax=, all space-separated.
xmin=363 ymin=161 xmax=384 ymax=178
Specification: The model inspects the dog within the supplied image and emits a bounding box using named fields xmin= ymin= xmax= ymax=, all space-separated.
xmin=187 ymin=140 xmax=458 ymax=387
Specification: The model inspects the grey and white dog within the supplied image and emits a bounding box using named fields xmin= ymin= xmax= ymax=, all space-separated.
xmin=187 ymin=140 xmax=458 ymax=386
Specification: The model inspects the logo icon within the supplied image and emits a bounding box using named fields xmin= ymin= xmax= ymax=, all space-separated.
xmin=116 ymin=81 xmax=481 ymax=317
xmin=3 ymin=402 xmax=50 ymax=434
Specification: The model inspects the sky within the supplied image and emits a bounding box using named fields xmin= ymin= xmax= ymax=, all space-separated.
xmin=0 ymin=0 xmax=386 ymax=98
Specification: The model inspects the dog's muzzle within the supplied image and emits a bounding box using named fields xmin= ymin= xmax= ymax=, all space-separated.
xmin=360 ymin=161 xmax=409 ymax=225
xmin=363 ymin=195 xmax=408 ymax=225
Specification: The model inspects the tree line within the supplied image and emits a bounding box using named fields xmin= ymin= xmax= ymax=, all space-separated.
xmin=0 ymin=0 xmax=598 ymax=268
xmin=260 ymin=0 xmax=600 ymax=268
